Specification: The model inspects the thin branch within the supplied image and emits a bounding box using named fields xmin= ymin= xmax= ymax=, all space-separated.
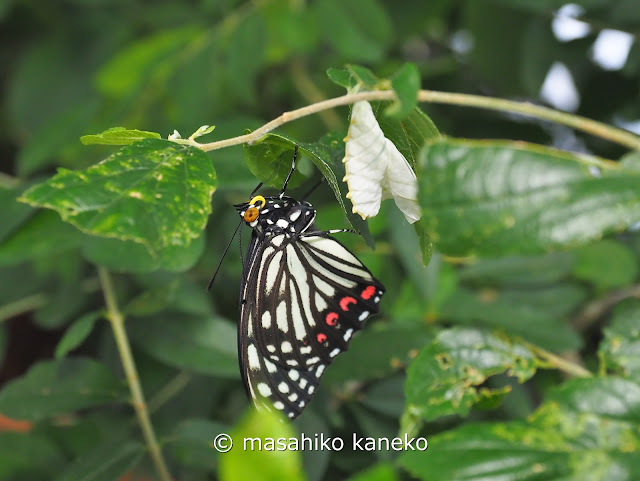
xmin=289 ymin=59 xmax=344 ymax=132
xmin=98 ymin=267 xmax=173 ymax=481
xmin=572 ymin=283 xmax=640 ymax=331
xmin=0 ymin=277 xmax=101 ymax=324
xmin=190 ymin=90 xmax=640 ymax=152
xmin=0 ymin=173 xmax=22 ymax=189
xmin=148 ymin=371 xmax=193 ymax=414
xmin=526 ymin=343 xmax=593 ymax=378
xmin=0 ymin=293 xmax=48 ymax=323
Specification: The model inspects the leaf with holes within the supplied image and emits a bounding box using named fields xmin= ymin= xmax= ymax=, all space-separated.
xmin=19 ymin=139 xmax=216 ymax=257
xmin=600 ymin=300 xmax=640 ymax=379
xmin=404 ymin=327 xmax=540 ymax=422
xmin=400 ymin=377 xmax=640 ymax=481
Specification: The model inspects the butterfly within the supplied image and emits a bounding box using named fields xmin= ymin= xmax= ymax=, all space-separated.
xmin=219 ymin=146 xmax=385 ymax=419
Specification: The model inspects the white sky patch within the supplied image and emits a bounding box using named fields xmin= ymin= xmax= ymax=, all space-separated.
xmin=552 ymin=4 xmax=591 ymax=42
xmin=540 ymin=62 xmax=580 ymax=112
xmin=449 ymin=30 xmax=473 ymax=54
xmin=591 ymin=29 xmax=635 ymax=71
xmin=614 ymin=117 xmax=640 ymax=135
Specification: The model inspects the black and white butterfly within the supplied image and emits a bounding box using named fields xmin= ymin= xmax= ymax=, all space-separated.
xmin=222 ymin=147 xmax=384 ymax=419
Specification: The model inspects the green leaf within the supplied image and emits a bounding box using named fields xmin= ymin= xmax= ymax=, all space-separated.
xmin=347 ymin=64 xmax=380 ymax=89
xmin=263 ymin=2 xmax=320 ymax=60
xmin=226 ymin=13 xmax=266 ymax=101
xmin=419 ymin=139 xmax=640 ymax=257
xmin=572 ymin=240 xmax=638 ymax=289
xmin=83 ymin=232 xmax=205 ymax=273
xmin=33 ymin=279 xmax=88 ymax=330
xmin=315 ymin=0 xmax=392 ymax=62
xmin=18 ymin=99 xmax=100 ymax=175
xmin=243 ymin=134 xmax=306 ymax=189
xmin=244 ymin=132 xmax=373 ymax=247
xmin=326 ymin=68 xmax=357 ymax=90
xmin=600 ymin=300 xmax=640 ymax=379
xmin=124 ymin=281 xmax=181 ymax=316
xmin=56 ymin=439 xmax=145 ymax=481
xmin=0 ymin=431 xmax=65 ymax=480
xmin=0 ymin=182 xmax=36 ymax=244
xmin=0 ymin=358 xmax=127 ymax=422
xmin=96 ymin=26 xmax=201 ymax=97
xmin=386 ymin=63 xmax=420 ymax=119
xmin=325 ymin=325 xmax=432 ymax=386
xmin=20 ymin=139 xmax=216 ymax=258
xmin=0 ymin=210 xmax=84 ymax=266
xmin=373 ymin=104 xmax=440 ymax=171
xmin=189 ymin=124 xmax=216 ymax=140
xmin=440 ymin=285 xmax=585 ymax=351
xmin=404 ymin=327 xmax=539 ymax=422
xmin=55 ymin=311 xmax=103 ymax=358
xmin=220 ymin=408 xmax=305 ymax=481
xmin=128 ymin=315 xmax=238 ymax=377
xmin=167 ymin=418 xmax=227 ymax=470
xmin=401 ymin=377 xmax=640 ymax=481
xmin=81 ymin=127 xmax=162 ymax=145
xmin=459 ymin=251 xmax=576 ymax=286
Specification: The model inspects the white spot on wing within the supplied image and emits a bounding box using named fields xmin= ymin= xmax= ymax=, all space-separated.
xmin=276 ymin=301 xmax=288 ymax=333
xmin=315 ymin=293 xmax=328 ymax=312
xmin=289 ymin=210 xmax=301 ymax=222
xmin=264 ymin=358 xmax=277 ymax=373
xmin=358 ymin=310 xmax=370 ymax=321
xmin=247 ymin=344 xmax=260 ymax=369
xmin=265 ymin=251 xmax=283 ymax=296
xmin=343 ymin=328 xmax=353 ymax=341
xmin=313 ymin=276 xmax=335 ymax=297
xmin=257 ymin=383 xmax=272 ymax=396
xmin=281 ymin=341 xmax=292 ymax=353
xmin=289 ymin=369 xmax=300 ymax=381
xmin=276 ymin=219 xmax=289 ymax=229
xmin=262 ymin=311 xmax=272 ymax=329
xmin=271 ymin=235 xmax=285 ymax=247
xmin=278 ymin=382 xmax=290 ymax=393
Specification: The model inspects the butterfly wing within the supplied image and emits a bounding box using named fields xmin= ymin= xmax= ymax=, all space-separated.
xmin=238 ymin=232 xmax=384 ymax=419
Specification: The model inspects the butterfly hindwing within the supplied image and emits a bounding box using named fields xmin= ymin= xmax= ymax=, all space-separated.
xmin=239 ymin=231 xmax=384 ymax=419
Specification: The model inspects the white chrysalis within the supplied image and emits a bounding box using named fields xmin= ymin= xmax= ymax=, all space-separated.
xmin=343 ymin=101 xmax=421 ymax=224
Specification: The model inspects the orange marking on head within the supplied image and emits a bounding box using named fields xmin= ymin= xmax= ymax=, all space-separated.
xmin=243 ymin=207 xmax=259 ymax=222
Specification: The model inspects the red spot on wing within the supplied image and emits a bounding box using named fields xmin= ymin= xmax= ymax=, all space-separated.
xmin=325 ymin=312 xmax=339 ymax=326
xmin=316 ymin=333 xmax=327 ymax=344
xmin=361 ymin=285 xmax=376 ymax=300
xmin=339 ymin=296 xmax=357 ymax=311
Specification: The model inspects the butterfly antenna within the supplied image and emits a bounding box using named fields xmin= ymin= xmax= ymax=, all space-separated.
xmin=301 ymin=176 xmax=325 ymax=201
xmin=207 ymin=219 xmax=243 ymax=291
xmin=279 ymin=145 xmax=299 ymax=198
xmin=250 ymin=181 xmax=263 ymax=198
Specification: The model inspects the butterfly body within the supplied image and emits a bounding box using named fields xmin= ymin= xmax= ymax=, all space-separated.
xmin=228 ymin=151 xmax=384 ymax=419
xmin=235 ymin=195 xmax=316 ymax=239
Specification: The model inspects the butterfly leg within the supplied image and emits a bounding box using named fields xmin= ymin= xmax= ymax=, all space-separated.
xmin=301 ymin=229 xmax=358 ymax=237
xmin=279 ymin=145 xmax=299 ymax=199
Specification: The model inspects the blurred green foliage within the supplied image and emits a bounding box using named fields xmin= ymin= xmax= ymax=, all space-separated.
xmin=2 ymin=1 xmax=640 ymax=481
